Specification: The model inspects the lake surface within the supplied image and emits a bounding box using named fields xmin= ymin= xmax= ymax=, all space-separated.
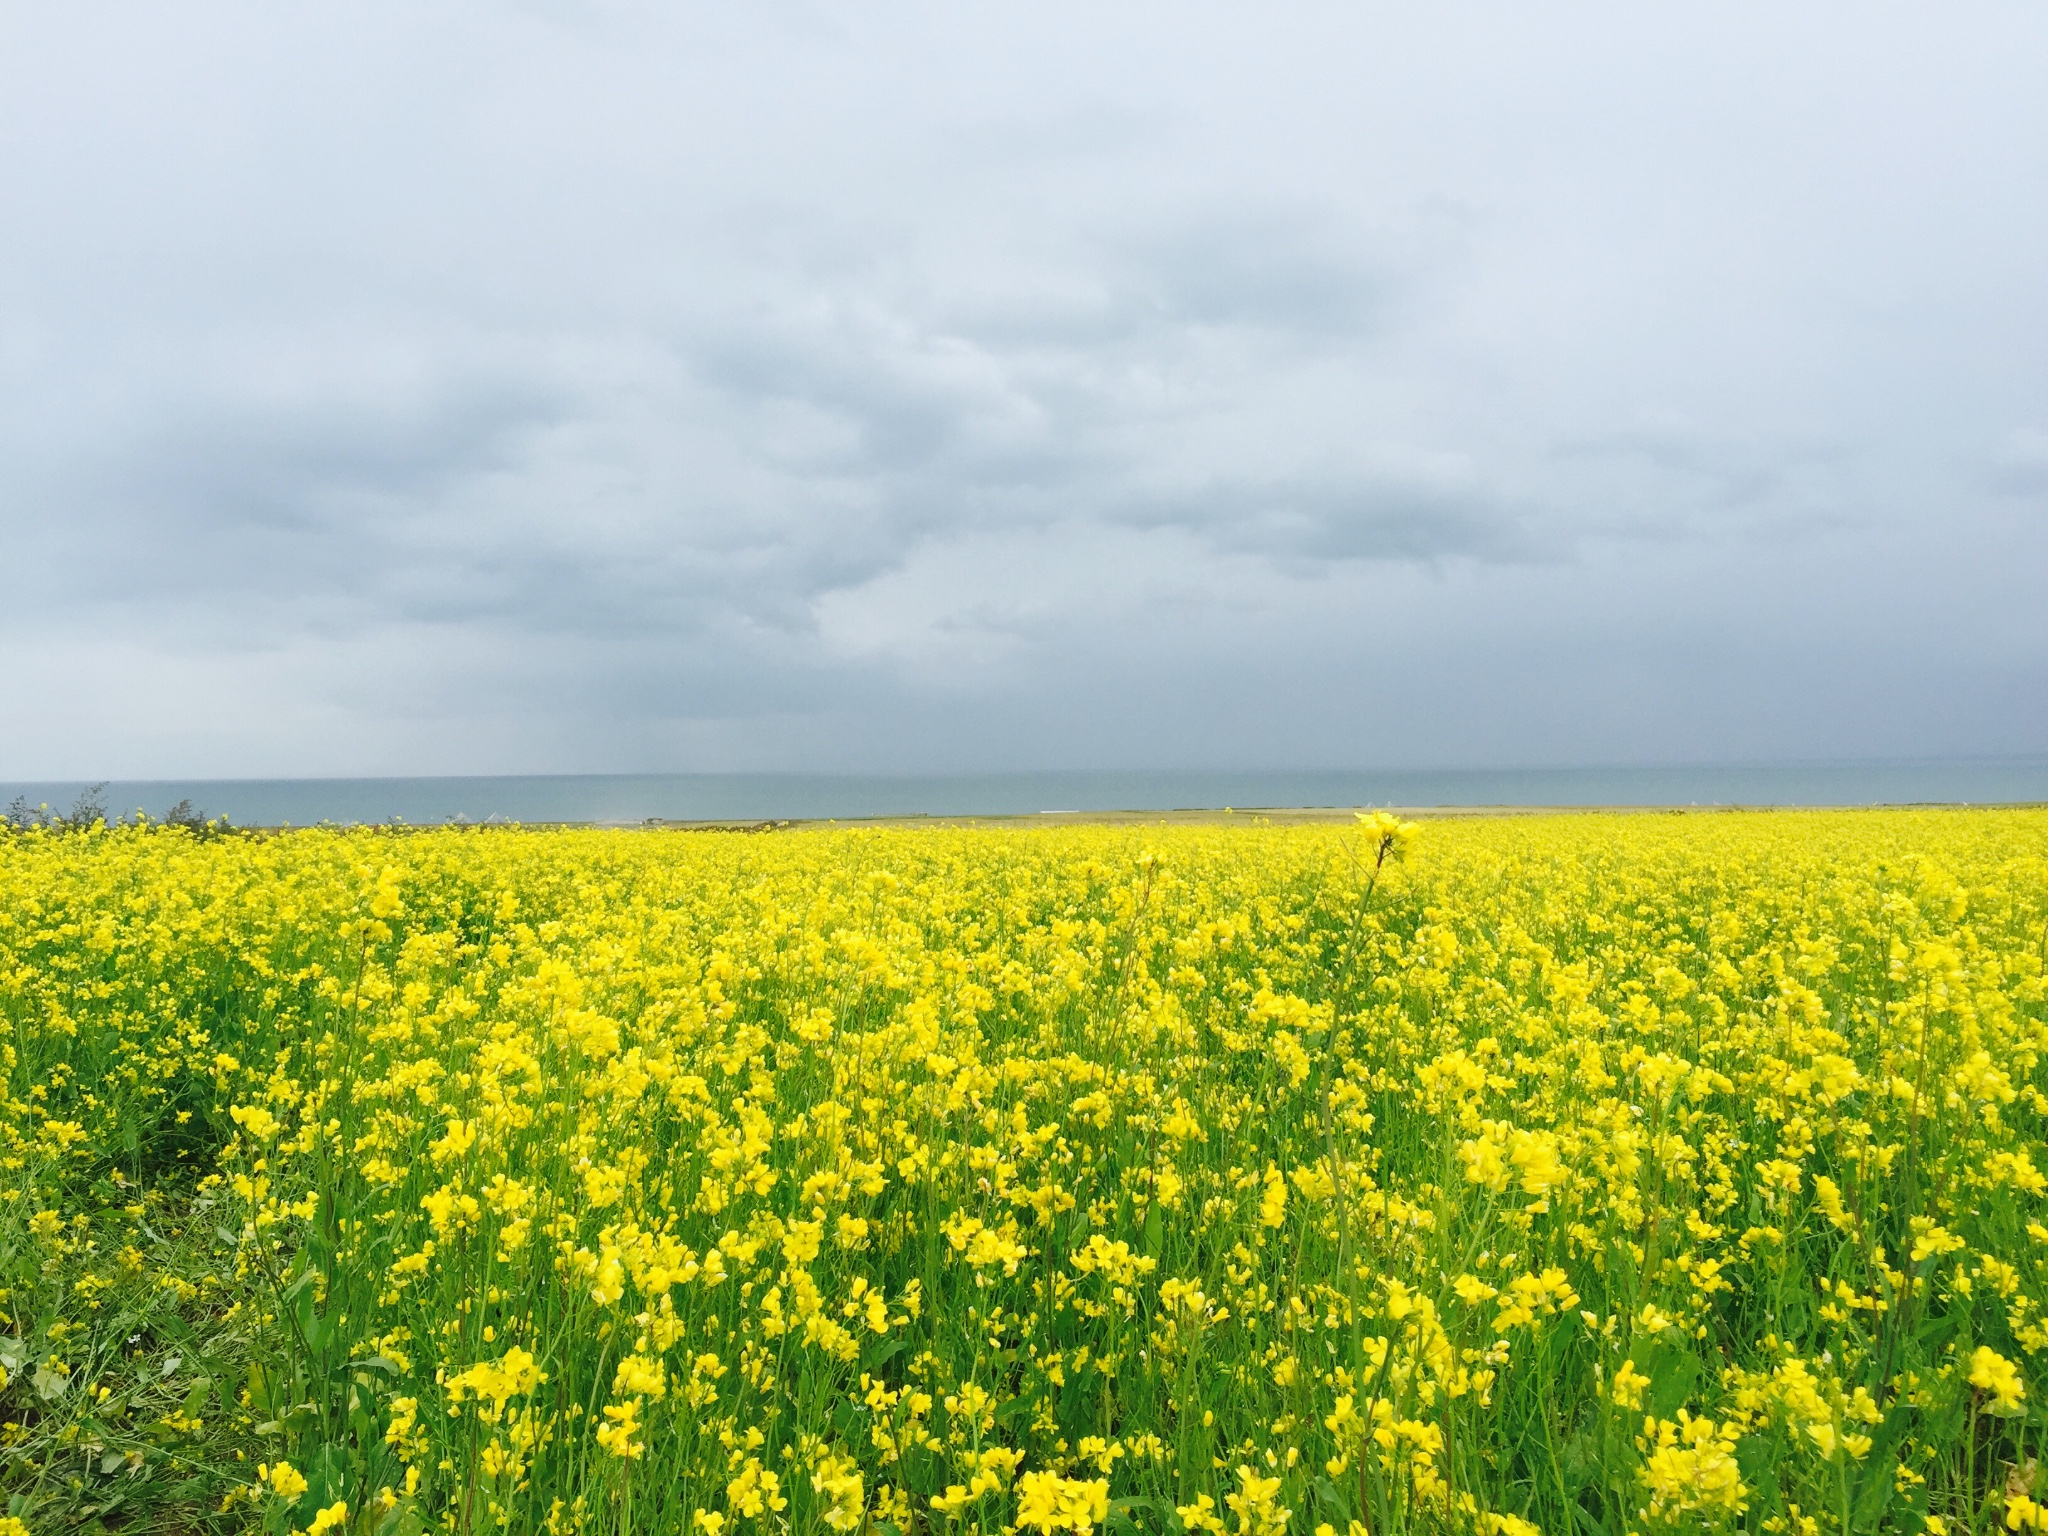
xmin=5 ymin=760 xmax=2045 ymax=827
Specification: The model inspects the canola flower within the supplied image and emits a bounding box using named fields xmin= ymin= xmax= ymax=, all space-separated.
xmin=1 ymin=809 xmax=2047 ymax=1535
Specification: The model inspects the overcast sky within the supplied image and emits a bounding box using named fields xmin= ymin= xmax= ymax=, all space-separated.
xmin=3 ymin=2 xmax=2044 ymax=779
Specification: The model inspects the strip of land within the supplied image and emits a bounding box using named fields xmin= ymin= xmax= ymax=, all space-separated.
xmin=633 ymin=800 xmax=2039 ymax=831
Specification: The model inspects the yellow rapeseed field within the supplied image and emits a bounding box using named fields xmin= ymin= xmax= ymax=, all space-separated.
xmin=4 ymin=810 xmax=2047 ymax=1536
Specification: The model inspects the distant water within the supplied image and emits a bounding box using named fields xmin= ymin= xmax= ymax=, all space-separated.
xmin=4 ymin=760 xmax=2045 ymax=828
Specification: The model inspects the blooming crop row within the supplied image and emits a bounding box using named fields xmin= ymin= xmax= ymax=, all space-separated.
xmin=3 ymin=809 xmax=2046 ymax=1536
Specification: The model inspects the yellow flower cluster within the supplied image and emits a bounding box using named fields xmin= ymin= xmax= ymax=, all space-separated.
xmin=3 ymin=808 xmax=2046 ymax=1536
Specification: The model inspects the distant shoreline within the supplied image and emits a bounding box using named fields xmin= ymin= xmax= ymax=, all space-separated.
xmin=9 ymin=763 xmax=2046 ymax=829
xmin=621 ymin=800 xmax=2048 ymax=832
xmin=16 ymin=801 xmax=2048 ymax=835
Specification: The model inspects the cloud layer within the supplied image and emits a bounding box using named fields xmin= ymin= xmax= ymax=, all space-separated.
xmin=4 ymin=2 xmax=2044 ymax=776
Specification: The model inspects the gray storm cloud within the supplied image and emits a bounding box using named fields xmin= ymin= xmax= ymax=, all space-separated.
xmin=2 ymin=1 xmax=2044 ymax=777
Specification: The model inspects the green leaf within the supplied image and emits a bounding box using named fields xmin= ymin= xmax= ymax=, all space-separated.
xmin=293 ymin=1276 xmax=329 ymax=1356
xmin=1560 ymin=1427 xmax=1600 ymax=1493
xmin=1107 ymin=1497 xmax=1164 ymax=1535
xmin=32 ymin=1364 xmax=72 ymax=1401
xmin=1734 ymin=1430 xmax=1782 ymax=1507
xmin=1850 ymin=1405 xmax=1914 ymax=1532
xmin=305 ymin=1192 xmax=336 ymax=1264
xmin=1639 ymin=1340 xmax=1700 ymax=1421
xmin=1913 ymin=1311 xmax=1960 ymax=1350
xmin=299 ymin=1441 xmax=352 ymax=1516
